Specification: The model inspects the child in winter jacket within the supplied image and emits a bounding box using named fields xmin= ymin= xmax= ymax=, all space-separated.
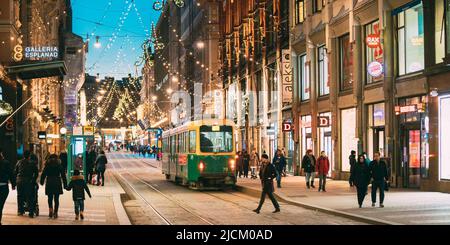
xmin=66 ymin=170 xmax=92 ymax=220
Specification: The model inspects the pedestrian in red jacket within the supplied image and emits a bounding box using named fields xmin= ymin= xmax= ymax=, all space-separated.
xmin=316 ymin=151 xmax=330 ymax=192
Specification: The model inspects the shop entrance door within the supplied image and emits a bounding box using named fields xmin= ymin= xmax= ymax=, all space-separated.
xmin=322 ymin=132 xmax=333 ymax=177
xmin=401 ymin=125 xmax=421 ymax=188
xmin=373 ymin=128 xmax=385 ymax=156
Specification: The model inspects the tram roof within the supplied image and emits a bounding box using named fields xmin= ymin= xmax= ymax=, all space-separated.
xmin=162 ymin=119 xmax=235 ymax=137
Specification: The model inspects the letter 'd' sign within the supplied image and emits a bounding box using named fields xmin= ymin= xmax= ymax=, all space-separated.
xmin=318 ymin=116 xmax=330 ymax=127
xmin=282 ymin=122 xmax=293 ymax=132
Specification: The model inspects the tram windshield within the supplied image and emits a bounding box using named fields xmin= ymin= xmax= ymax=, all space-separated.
xmin=199 ymin=125 xmax=233 ymax=153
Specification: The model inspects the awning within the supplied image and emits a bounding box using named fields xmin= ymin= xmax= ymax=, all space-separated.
xmin=5 ymin=61 xmax=67 ymax=80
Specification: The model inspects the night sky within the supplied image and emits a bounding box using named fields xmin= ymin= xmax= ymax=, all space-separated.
xmin=72 ymin=0 xmax=161 ymax=79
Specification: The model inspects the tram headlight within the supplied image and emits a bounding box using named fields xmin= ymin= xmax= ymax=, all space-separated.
xmin=199 ymin=161 xmax=205 ymax=172
xmin=229 ymin=159 xmax=235 ymax=170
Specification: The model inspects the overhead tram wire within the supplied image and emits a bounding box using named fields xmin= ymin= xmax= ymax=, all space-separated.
xmin=74 ymin=17 xmax=147 ymax=37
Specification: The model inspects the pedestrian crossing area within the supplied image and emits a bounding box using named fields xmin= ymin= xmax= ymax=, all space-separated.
xmin=2 ymin=208 xmax=108 ymax=224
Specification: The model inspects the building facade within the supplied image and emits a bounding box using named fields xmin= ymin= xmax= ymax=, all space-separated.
xmin=1 ymin=0 xmax=82 ymax=166
xmin=288 ymin=0 xmax=450 ymax=192
xmin=219 ymin=0 xmax=292 ymax=171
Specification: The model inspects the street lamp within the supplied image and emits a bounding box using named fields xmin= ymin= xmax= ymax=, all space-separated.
xmin=94 ymin=36 xmax=101 ymax=48
xmin=196 ymin=40 xmax=205 ymax=49
xmin=166 ymin=88 xmax=173 ymax=95
xmin=152 ymin=95 xmax=158 ymax=101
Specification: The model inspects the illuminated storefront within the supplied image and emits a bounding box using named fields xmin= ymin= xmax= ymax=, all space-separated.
xmin=396 ymin=96 xmax=429 ymax=188
xmin=340 ymin=108 xmax=357 ymax=172
xmin=439 ymin=95 xmax=450 ymax=181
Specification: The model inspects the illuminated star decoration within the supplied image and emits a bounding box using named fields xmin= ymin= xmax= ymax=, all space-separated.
xmin=153 ymin=0 xmax=185 ymax=11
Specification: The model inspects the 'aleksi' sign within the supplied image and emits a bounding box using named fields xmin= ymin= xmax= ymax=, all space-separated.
xmin=24 ymin=46 xmax=59 ymax=59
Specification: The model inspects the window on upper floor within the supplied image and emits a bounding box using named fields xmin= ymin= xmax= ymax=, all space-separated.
xmin=339 ymin=34 xmax=353 ymax=91
xmin=435 ymin=0 xmax=447 ymax=64
xmin=318 ymin=45 xmax=329 ymax=96
xmin=297 ymin=54 xmax=309 ymax=101
xmin=313 ymin=0 xmax=325 ymax=14
xmin=365 ymin=20 xmax=383 ymax=84
xmin=396 ymin=2 xmax=424 ymax=75
xmin=295 ymin=0 xmax=305 ymax=24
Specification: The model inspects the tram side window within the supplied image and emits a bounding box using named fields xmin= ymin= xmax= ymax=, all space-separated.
xmin=171 ymin=136 xmax=176 ymax=154
xmin=189 ymin=131 xmax=196 ymax=153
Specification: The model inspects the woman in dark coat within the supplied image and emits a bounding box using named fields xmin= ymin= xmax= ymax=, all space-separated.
xmin=95 ymin=151 xmax=108 ymax=186
xmin=351 ymin=154 xmax=371 ymax=208
xmin=40 ymin=154 xmax=67 ymax=218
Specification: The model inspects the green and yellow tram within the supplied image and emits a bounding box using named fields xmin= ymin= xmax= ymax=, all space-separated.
xmin=161 ymin=119 xmax=236 ymax=189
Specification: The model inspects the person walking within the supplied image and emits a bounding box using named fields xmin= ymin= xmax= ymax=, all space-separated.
xmin=301 ymin=149 xmax=316 ymax=189
xmin=59 ymin=151 xmax=68 ymax=173
xmin=349 ymin=150 xmax=357 ymax=187
xmin=316 ymin=151 xmax=330 ymax=192
xmin=87 ymin=148 xmax=97 ymax=184
xmin=237 ymin=151 xmax=244 ymax=178
xmin=40 ymin=154 xmax=67 ymax=219
xmin=0 ymin=148 xmax=16 ymax=225
xmin=250 ymin=148 xmax=259 ymax=179
xmin=272 ymin=149 xmax=286 ymax=188
xmin=74 ymin=154 xmax=83 ymax=171
xmin=363 ymin=152 xmax=371 ymax=167
xmin=242 ymin=150 xmax=250 ymax=178
xmin=253 ymin=154 xmax=280 ymax=214
xmin=15 ymin=150 xmax=38 ymax=218
xmin=351 ymin=154 xmax=371 ymax=208
xmin=369 ymin=152 xmax=389 ymax=208
xmin=66 ymin=170 xmax=92 ymax=220
xmin=95 ymin=151 xmax=108 ymax=186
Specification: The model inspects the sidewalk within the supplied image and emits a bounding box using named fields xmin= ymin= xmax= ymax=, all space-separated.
xmin=237 ymin=176 xmax=450 ymax=225
xmin=2 ymin=171 xmax=131 ymax=225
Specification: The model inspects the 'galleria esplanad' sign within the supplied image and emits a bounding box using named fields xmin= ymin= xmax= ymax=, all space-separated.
xmin=24 ymin=46 xmax=59 ymax=59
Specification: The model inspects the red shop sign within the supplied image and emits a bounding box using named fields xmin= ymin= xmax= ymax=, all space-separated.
xmin=366 ymin=34 xmax=380 ymax=48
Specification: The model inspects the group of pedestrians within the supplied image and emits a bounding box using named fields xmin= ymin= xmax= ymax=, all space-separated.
xmin=350 ymin=151 xmax=389 ymax=208
xmin=0 ymin=147 xmax=108 ymax=225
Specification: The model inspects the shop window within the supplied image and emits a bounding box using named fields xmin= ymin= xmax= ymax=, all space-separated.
xmin=367 ymin=103 xmax=385 ymax=159
xmin=295 ymin=0 xmax=305 ymax=24
xmin=365 ymin=20 xmax=383 ymax=84
xmin=397 ymin=2 xmax=424 ymax=75
xmin=312 ymin=0 xmax=324 ymax=14
xmin=318 ymin=45 xmax=329 ymax=96
xmin=340 ymin=108 xmax=357 ymax=172
xmin=439 ymin=95 xmax=450 ymax=180
xmin=297 ymin=54 xmax=309 ymax=101
xmin=339 ymin=34 xmax=353 ymax=91
xmin=300 ymin=115 xmax=313 ymax=158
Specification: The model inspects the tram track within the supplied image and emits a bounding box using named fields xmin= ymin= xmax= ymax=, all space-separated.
xmin=124 ymin=155 xmax=297 ymax=225
xmin=110 ymin=155 xmax=215 ymax=225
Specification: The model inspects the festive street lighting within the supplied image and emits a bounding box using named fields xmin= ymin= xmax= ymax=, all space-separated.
xmin=196 ymin=40 xmax=205 ymax=49
xmin=94 ymin=36 xmax=101 ymax=48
